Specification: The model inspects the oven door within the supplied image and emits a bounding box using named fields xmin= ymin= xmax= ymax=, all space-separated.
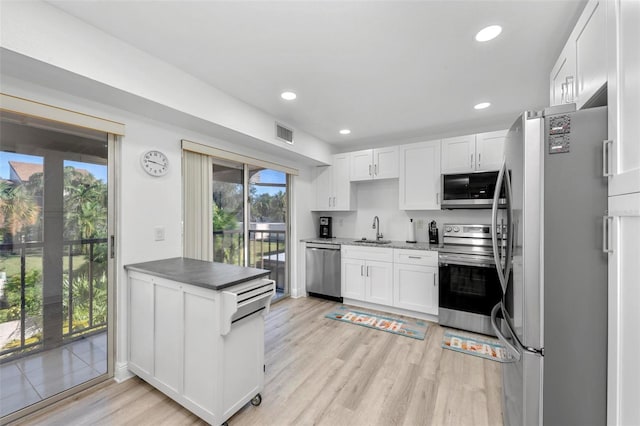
xmin=438 ymin=259 xmax=503 ymax=335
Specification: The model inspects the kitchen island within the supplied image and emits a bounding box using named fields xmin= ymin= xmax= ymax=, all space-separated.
xmin=124 ymin=257 xmax=274 ymax=426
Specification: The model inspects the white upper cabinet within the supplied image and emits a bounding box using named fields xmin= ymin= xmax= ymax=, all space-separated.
xmin=441 ymin=130 xmax=506 ymax=174
xmin=350 ymin=146 xmax=398 ymax=181
xmin=312 ymin=153 xmax=356 ymax=211
xmin=606 ymin=0 xmax=640 ymax=197
xmin=441 ymin=135 xmax=476 ymax=173
xmin=399 ymin=140 xmax=441 ymax=210
xmin=550 ymin=0 xmax=607 ymax=109
xmin=475 ymin=130 xmax=507 ymax=171
xmin=550 ymin=43 xmax=577 ymax=106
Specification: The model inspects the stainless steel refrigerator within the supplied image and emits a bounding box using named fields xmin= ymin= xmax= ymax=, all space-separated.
xmin=490 ymin=105 xmax=608 ymax=426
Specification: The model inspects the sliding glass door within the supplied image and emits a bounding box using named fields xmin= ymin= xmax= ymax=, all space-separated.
xmin=0 ymin=115 xmax=111 ymax=418
xmin=211 ymin=159 xmax=289 ymax=300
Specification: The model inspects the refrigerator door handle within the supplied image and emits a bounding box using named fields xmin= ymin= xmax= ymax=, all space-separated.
xmin=490 ymin=303 xmax=520 ymax=362
xmin=491 ymin=162 xmax=507 ymax=293
xmin=503 ymin=166 xmax=514 ymax=282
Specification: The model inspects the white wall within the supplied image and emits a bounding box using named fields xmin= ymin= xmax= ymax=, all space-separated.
xmin=312 ymin=178 xmax=494 ymax=243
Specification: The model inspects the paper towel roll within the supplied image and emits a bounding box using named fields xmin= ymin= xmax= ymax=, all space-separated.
xmin=406 ymin=218 xmax=416 ymax=243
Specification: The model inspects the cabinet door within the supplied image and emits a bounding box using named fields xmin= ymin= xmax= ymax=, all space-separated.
xmin=476 ymin=130 xmax=506 ymax=171
xmin=365 ymin=261 xmax=393 ymax=305
xmin=332 ymin=154 xmax=353 ymax=210
xmin=350 ymin=149 xmax=373 ymax=181
xmin=607 ymin=0 xmax=640 ymax=197
xmin=393 ymin=263 xmax=438 ymax=315
xmin=373 ymin=146 xmax=399 ymax=179
xmin=550 ymin=43 xmax=576 ymax=106
xmin=341 ymin=258 xmax=365 ymax=300
xmin=154 ymin=283 xmax=183 ymax=392
xmin=399 ymin=140 xmax=441 ymax=210
xmin=441 ymin=135 xmax=476 ymax=173
xmin=607 ymin=192 xmax=640 ymax=426
xmin=128 ymin=274 xmax=154 ymax=375
xmin=313 ymin=166 xmax=332 ymax=210
xmin=575 ymin=0 xmax=606 ymax=109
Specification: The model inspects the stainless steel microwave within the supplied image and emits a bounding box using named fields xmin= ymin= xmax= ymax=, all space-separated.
xmin=441 ymin=171 xmax=507 ymax=209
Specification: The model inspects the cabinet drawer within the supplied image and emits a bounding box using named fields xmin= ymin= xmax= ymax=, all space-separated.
xmin=342 ymin=245 xmax=393 ymax=262
xmin=394 ymin=249 xmax=438 ymax=266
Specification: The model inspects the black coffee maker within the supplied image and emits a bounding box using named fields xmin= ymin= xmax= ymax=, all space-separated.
xmin=428 ymin=220 xmax=439 ymax=244
xmin=319 ymin=217 xmax=333 ymax=238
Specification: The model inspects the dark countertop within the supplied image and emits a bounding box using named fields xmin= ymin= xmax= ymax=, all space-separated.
xmin=124 ymin=257 xmax=270 ymax=291
xmin=301 ymin=237 xmax=440 ymax=251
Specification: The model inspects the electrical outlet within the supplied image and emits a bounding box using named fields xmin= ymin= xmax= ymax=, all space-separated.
xmin=154 ymin=226 xmax=165 ymax=241
xmin=339 ymin=218 xmax=344 ymax=227
xmin=416 ymin=219 xmax=425 ymax=229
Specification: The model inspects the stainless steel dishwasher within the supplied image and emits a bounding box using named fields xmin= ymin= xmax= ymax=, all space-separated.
xmin=305 ymin=242 xmax=342 ymax=302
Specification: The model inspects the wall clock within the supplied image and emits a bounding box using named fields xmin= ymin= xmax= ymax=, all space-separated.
xmin=141 ymin=150 xmax=169 ymax=177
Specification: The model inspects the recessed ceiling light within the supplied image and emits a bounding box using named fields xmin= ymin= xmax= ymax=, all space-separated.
xmin=474 ymin=102 xmax=491 ymax=110
xmin=281 ymin=91 xmax=297 ymax=100
xmin=475 ymin=25 xmax=502 ymax=42
xmin=339 ymin=129 xmax=351 ymax=135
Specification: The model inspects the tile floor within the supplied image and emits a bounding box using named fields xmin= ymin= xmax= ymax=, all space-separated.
xmin=0 ymin=332 xmax=107 ymax=417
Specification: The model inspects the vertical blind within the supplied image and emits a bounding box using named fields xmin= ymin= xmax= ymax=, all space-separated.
xmin=182 ymin=150 xmax=213 ymax=261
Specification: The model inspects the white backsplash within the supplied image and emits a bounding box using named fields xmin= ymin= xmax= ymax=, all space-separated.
xmin=313 ymin=179 xmax=496 ymax=243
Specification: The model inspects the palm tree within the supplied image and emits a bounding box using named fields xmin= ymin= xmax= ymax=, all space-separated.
xmin=0 ymin=180 xmax=40 ymax=244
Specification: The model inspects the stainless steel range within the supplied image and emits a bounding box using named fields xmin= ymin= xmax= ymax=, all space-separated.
xmin=438 ymin=224 xmax=507 ymax=336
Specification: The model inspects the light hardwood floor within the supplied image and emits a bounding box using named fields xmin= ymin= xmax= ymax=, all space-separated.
xmin=12 ymin=297 xmax=503 ymax=426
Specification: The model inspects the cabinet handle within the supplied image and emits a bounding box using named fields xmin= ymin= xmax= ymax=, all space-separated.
xmin=470 ymin=153 xmax=474 ymax=168
xmin=478 ymin=153 xmax=481 ymax=169
xmin=361 ymin=265 xmax=364 ymax=276
xmin=602 ymin=140 xmax=613 ymax=177
xmin=375 ymin=164 xmax=378 ymax=176
xmin=408 ymin=256 xmax=422 ymax=259
xmin=366 ymin=266 xmax=370 ymax=277
xmin=369 ymin=164 xmax=372 ymax=176
xmin=328 ymin=196 xmax=331 ymax=208
xmin=602 ymin=216 xmax=613 ymax=253
xmin=333 ymin=197 xmax=336 ymax=207
xmin=433 ymin=274 xmax=437 ymax=286
xmin=566 ymin=76 xmax=574 ymax=102
xmin=436 ymin=192 xmax=440 ymax=205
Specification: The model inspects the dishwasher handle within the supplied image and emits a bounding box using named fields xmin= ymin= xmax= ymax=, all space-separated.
xmin=306 ymin=242 xmax=341 ymax=250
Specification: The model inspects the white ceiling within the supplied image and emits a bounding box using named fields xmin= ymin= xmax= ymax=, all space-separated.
xmin=47 ymin=0 xmax=586 ymax=148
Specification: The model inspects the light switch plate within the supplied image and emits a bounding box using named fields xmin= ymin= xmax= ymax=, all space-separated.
xmin=154 ymin=226 xmax=165 ymax=241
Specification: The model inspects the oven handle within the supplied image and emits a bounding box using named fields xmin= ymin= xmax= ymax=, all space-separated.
xmin=439 ymin=260 xmax=496 ymax=268
xmin=490 ymin=302 xmax=520 ymax=362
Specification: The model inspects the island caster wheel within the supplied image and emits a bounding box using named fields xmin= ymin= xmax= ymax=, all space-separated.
xmin=250 ymin=393 xmax=262 ymax=406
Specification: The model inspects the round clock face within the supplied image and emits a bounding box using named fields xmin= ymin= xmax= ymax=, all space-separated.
xmin=141 ymin=150 xmax=169 ymax=176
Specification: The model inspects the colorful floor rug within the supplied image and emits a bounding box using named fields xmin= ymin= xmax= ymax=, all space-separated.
xmin=325 ymin=306 xmax=428 ymax=340
xmin=442 ymin=331 xmax=510 ymax=362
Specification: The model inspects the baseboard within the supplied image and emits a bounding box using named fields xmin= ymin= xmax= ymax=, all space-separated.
xmin=342 ymin=298 xmax=439 ymax=323
xmin=114 ymin=361 xmax=134 ymax=383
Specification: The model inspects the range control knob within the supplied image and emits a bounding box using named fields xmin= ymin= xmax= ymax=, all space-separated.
xmin=445 ymin=226 xmax=452 ymax=232
xmin=453 ymin=226 xmax=460 ymax=232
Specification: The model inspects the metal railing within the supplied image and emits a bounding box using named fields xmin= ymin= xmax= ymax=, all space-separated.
xmin=213 ymin=229 xmax=286 ymax=292
xmin=0 ymin=238 xmax=107 ymax=358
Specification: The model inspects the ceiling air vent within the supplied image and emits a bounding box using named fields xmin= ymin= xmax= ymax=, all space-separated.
xmin=275 ymin=122 xmax=294 ymax=144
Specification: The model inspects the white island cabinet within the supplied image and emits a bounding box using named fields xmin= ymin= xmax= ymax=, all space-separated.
xmin=125 ymin=258 xmax=274 ymax=426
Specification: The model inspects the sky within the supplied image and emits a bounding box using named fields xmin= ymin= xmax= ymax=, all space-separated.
xmin=0 ymin=152 xmax=108 ymax=182
xmin=251 ymin=169 xmax=286 ymax=196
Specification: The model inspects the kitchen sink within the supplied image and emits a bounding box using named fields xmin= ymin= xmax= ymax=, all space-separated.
xmin=352 ymin=239 xmax=391 ymax=245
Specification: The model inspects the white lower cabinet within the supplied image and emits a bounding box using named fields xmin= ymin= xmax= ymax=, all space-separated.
xmin=127 ymin=270 xmax=273 ymax=426
xmin=393 ymin=250 xmax=438 ymax=315
xmin=341 ymin=246 xmax=438 ymax=317
xmin=341 ymin=246 xmax=393 ymax=305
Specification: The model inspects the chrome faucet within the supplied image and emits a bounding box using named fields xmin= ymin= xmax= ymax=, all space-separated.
xmin=372 ymin=216 xmax=383 ymax=241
